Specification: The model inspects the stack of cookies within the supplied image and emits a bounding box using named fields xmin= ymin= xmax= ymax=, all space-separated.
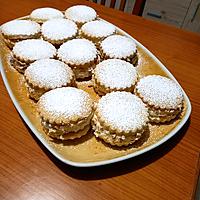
xmin=41 ymin=18 xmax=78 ymax=46
xmin=12 ymin=39 xmax=56 ymax=73
xmin=135 ymin=75 xmax=184 ymax=123
xmin=57 ymin=38 xmax=98 ymax=79
xmin=1 ymin=20 xmax=40 ymax=48
xmin=80 ymin=20 xmax=116 ymax=45
xmin=30 ymin=7 xmax=64 ymax=23
xmin=37 ymin=87 xmax=93 ymax=140
xmin=92 ymin=59 xmax=138 ymax=95
xmin=92 ymin=92 xmax=149 ymax=146
xmin=0 ymin=5 xmax=184 ymax=147
xmin=24 ymin=59 xmax=76 ymax=100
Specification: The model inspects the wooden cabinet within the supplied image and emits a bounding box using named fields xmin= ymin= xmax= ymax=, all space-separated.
xmin=94 ymin=0 xmax=200 ymax=33
xmin=142 ymin=0 xmax=200 ymax=33
xmin=182 ymin=0 xmax=200 ymax=32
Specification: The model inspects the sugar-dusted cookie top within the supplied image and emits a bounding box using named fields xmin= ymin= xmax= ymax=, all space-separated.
xmin=30 ymin=7 xmax=64 ymax=23
xmin=94 ymin=59 xmax=137 ymax=89
xmin=24 ymin=59 xmax=74 ymax=89
xmin=38 ymin=87 xmax=93 ymax=124
xmin=81 ymin=20 xmax=115 ymax=39
xmin=96 ymin=91 xmax=149 ymax=133
xmin=13 ymin=39 xmax=56 ymax=62
xmin=57 ymin=38 xmax=97 ymax=65
xmin=65 ymin=5 xmax=97 ymax=24
xmin=1 ymin=20 xmax=40 ymax=38
xmin=136 ymin=75 xmax=184 ymax=110
xmin=100 ymin=35 xmax=137 ymax=59
xmin=41 ymin=18 xmax=78 ymax=41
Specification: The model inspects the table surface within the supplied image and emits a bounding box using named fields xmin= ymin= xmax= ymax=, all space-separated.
xmin=0 ymin=0 xmax=200 ymax=200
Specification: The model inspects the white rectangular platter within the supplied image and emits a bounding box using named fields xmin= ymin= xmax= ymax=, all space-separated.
xmin=0 ymin=18 xmax=191 ymax=167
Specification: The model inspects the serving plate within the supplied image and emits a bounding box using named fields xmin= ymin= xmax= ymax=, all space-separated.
xmin=0 ymin=17 xmax=191 ymax=167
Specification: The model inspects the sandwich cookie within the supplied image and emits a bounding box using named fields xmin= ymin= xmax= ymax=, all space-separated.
xmin=12 ymin=39 xmax=56 ymax=73
xmin=100 ymin=35 xmax=138 ymax=65
xmin=41 ymin=18 xmax=78 ymax=46
xmin=57 ymin=38 xmax=98 ymax=79
xmin=37 ymin=87 xmax=94 ymax=140
xmin=92 ymin=91 xmax=149 ymax=146
xmin=135 ymin=75 xmax=184 ymax=123
xmin=1 ymin=20 xmax=40 ymax=48
xmin=80 ymin=20 xmax=115 ymax=45
xmin=65 ymin=5 xmax=97 ymax=27
xmin=92 ymin=59 xmax=138 ymax=95
xmin=24 ymin=59 xmax=76 ymax=100
xmin=30 ymin=7 xmax=64 ymax=24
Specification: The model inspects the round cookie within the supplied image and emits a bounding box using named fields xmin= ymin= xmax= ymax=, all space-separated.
xmin=37 ymin=87 xmax=94 ymax=140
xmin=80 ymin=20 xmax=115 ymax=44
xmin=30 ymin=7 xmax=64 ymax=23
xmin=65 ymin=5 xmax=97 ymax=27
xmin=12 ymin=39 xmax=56 ymax=73
xmin=57 ymin=38 xmax=98 ymax=79
xmin=93 ymin=59 xmax=138 ymax=95
xmin=92 ymin=91 xmax=149 ymax=146
xmin=1 ymin=20 xmax=40 ymax=48
xmin=135 ymin=75 xmax=184 ymax=123
xmin=100 ymin=35 xmax=138 ymax=65
xmin=41 ymin=18 xmax=78 ymax=46
xmin=24 ymin=59 xmax=76 ymax=100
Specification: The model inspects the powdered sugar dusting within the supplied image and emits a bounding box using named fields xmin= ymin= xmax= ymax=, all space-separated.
xmin=65 ymin=5 xmax=96 ymax=23
xmin=97 ymin=92 xmax=149 ymax=132
xmin=136 ymin=75 xmax=184 ymax=109
xmin=24 ymin=59 xmax=73 ymax=88
xmin=1 ymin=20 xmax=40 ymax=36
xmin=41 ymin=18 xmax=77 ymax=40
xmin=13 ymin=39 xmax=56 ymax=61
xmin=101 ymin=35 xmax=137 ymax=58
xmin=30 ymin=7 xmax=64 ymax=21
xmin=95 ymin=59 xmax=137 ymax=89
xmin=38 ymin=87 xmax=93 ymax=120
xmin=81 ymin=20 xmax=115 ymax=38
xmin=57 ymin=39 xmax=97 ymax=65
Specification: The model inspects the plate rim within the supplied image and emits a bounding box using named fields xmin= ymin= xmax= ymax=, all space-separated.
xmin=0 ymin=22 xmax=192 ymax=167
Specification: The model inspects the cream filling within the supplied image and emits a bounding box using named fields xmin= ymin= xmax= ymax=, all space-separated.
xmin=149 ymin=106 xmax=182 ymax=123
xmin=3 ymin=32 xmax=40 ymax=49
xmin=73 ymin=64 xmax=95 ymax=79
xmin=13 ymin=57 xmax=28 ymax=73
xmin=93 ymin=76 xmax=134 ymax=96
xmin=100 ymin=49 xmax=138 ymax=66
xmin=42 ymin=115 xmax=91 ymax=132
xmin=92 ymin=114 xmax=144 ymax=146
xmin=25 ymin=82 xmax=46 ymax=100
xmin=41 ymin=118 xmax=91 ymax=138
xmin=40 ymin=112 xmax=93 ymax=136
xmin=3 ymin=38 xmax=15 ymax=48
